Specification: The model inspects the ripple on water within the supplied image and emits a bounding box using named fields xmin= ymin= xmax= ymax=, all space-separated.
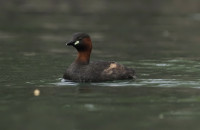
xmin=51 ymin=79 xmax=79 ymax=86
xmin=51 ymin=78 xmax=200 ymax=88
xmin=52 ymin=79 xmax=140 ymax=87
xmin=91 ymin=81 xmax=142 ymax=87
xmin=139 ymin=79 xmax=200 ymax=88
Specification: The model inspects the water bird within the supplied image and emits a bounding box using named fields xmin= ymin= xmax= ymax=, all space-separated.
xmin=63 ymin=32 xmax=135 ymax=82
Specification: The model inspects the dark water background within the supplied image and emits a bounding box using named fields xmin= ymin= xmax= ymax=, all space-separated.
xmin=1 ymin=0 xmax=200 ymax=130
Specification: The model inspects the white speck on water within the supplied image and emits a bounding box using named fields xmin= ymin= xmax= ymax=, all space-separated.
xmin=156 ymin=63 xmax=171 ymax=67
xmin=33 ymin=89 xmax=40 ymax=96
xmin=84 ymin=104 xmax=97 ymax=111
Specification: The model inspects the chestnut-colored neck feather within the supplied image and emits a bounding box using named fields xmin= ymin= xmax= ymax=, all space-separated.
xmin=75 ymin=50 xmax=91 ymax=65
xmin=75 ymin=37 xmax=92 ymax=65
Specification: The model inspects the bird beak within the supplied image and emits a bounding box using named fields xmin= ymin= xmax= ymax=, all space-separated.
xmin=66 ymin=40 xmax=75 ymax=46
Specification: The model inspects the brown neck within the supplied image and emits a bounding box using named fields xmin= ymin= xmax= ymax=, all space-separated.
xmin=74 ymin=37 xmax=92 ymax=65
xmin=75 ymin=50 xmax=91 ymax=65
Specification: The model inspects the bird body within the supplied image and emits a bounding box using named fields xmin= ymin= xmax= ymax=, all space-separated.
xmin=63 ymin=32 xmax=135 ymax=82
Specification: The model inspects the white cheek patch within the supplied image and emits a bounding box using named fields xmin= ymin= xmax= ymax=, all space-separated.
xmin=74 ymin=41 xmax=80 ymax=45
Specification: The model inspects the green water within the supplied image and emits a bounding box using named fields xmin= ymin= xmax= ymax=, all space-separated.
xmin=1 ymin=0 xmax=200 ymax=130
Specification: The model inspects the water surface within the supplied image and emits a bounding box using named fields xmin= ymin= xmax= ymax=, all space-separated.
xmin=1 ymin=0 xmax=200 ymax=130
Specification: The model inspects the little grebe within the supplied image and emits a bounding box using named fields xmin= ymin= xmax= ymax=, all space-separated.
xmin=63 ymin=32 xmax=135 ymax=82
